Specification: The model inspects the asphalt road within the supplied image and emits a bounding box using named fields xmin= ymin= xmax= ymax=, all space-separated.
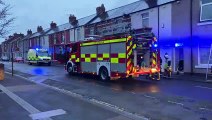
xmin=1 ymin=61 xmax=212 ymax=120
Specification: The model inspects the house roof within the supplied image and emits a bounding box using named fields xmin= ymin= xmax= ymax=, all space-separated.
xmin=29 ymin=28 xmax=51 ymax=38
xmin=47 ymin=14 xmax=96 ymax=35
xmin=89 ymin=0 xmax=175 ymax=24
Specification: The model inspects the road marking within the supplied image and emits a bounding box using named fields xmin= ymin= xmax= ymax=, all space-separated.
xmin=0 ymin=84 xmax=41 ymax=114
xmin=6 ymin=72 xmax=149 ymax=120
xmin=168 ymin=100 xmax=184 ymax=106
xmin=29 ymin=109 xmax=66 ymax=120
xmin=195 ymin=86 xmax=212 ymax=90
xmin=0 ymin=83 xmax=66 ymax=120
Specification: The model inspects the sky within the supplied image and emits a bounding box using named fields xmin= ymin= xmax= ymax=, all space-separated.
xmin=0 ymin=0 xmax=138 ymax=43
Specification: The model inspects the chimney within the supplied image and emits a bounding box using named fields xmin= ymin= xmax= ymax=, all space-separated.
xmin=13 ymin=33 xmax=18 ymax=37
xmin=37 ymin=26 xmax=43 ymax=32
xmin=27 ymin=29 xmax=32 ymax=35
xmin=96 ymin=4 xmax=106 ymax=16
xmin=9 ymin=35 xmax=13 ymax=39
xmin=69 ymin=14 xmax=78 ymax=26
xmin=50 ymin=21 xmax=57 ymax=29
xmin=145 ymin=0 xmax=158 ymax=7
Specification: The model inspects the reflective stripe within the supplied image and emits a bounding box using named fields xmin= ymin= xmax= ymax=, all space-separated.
xmin=103 ymin=54 xmax=109 ymax=58
xmin=127 ymin=50 xmax=132 ymax=59
xmin=127 ymin=36 xmax=132 ymax=41
xmin=81 ymin=54 xmax=85 ymax=58
xmin=133 ymin=44 xmax=137 ymax=49
xmin=81 ymin=38 xmax=126 ymax=46
xmin=153 ymin=53 xmax=156 ymax=58
xmin=127 ymin=60 xmax=131 ymax=66
xmin=71 ymin=55 xmax=76 ymax=58
xmin=111 ymin=58 xmax=119 ymax=63
xmin=85 ymin=58 xmax=91 ymax=62
xmin=76 ymin=58 xmax=80 ymax=62
xmin=98 ymin=58 xmax=103 ymax=61
xmin=91 ymin=54 xmax=97 ymax=58
xmin=118 ymin=53 xmax=126 ymax=58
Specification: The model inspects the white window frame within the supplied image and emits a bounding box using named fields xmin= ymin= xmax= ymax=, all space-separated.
xmin=77 ymin=28 xmax=81 ymax=40
xmin=195 ymin=44 xmax=212 ymax=68
xmin=141 ymin=12 xmax=149 ymax=28
xmin=200 ymin=0 xmax=212 ymax=22
xmin=54 ymin=34 xmax=57 ymax=44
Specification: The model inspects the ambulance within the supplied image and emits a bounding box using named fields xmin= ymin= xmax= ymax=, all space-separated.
xmin=27 ymin=49 xmax=52 ymax=66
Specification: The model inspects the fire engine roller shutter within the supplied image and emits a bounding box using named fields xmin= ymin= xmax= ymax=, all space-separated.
xmin=97 ymin=44 xmax=110 ymax=61
xmin=110 ymin=42 xmax=126 ymax=73
xmin=81 ymin=45 xmax=97 ymax=73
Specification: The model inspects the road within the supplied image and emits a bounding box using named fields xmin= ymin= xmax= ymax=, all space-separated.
xmin=1 ymin=61 xmax=212 ymax=120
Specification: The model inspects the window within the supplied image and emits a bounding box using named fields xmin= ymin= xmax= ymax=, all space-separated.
xmin=199 ymin=45 xmax=212 ymax=64
xmin=43 ymin=37 xmax=45 ymax=45
xmin=77 ymin=28 xmax=81 ymax=40
xmin=54 ymin=34 xmax=57 ymax=44
xmin=200 ymin=0 xmax=212 ymax=21
xmin=90 ymin=27 xmax=94 ymax=35
xmin=61 ymin=32 xmax=65 ymax=44
xmin=141 ymin=12 xmax=149 ymax=27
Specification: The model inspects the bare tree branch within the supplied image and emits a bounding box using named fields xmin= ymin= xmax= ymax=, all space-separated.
xmin=0 ymin=0 xmax=14 ymax=38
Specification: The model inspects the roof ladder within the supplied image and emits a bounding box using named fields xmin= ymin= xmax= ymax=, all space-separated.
xmin=206 ymin=44 xmax=212 ymax=81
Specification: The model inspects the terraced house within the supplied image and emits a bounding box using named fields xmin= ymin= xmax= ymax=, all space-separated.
xmin=1 ymin=0 xmax=211 ymax=74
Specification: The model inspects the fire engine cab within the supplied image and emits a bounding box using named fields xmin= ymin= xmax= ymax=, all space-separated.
xmin=65 ymin=28 xmax=160 ymax=80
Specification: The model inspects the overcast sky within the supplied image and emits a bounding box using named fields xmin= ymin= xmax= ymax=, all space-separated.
xmin=0 ymin=0 xmax=138 ymax=43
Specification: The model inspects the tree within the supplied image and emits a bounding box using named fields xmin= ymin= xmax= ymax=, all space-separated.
xmin=0 ymin=0 xmax=14 ymax=38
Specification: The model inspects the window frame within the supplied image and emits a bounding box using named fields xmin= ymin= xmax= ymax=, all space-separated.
xmin=200 ymin=0 xmax=212 ymax=22
xmin=197 ymin=44 xmax=212 ymax=68
xmin=141 ymin=12 xmax=149 ymax=28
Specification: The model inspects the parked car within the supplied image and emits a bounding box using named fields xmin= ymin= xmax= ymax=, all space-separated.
xmin=14 ymin=57 xmax=24 ymax=62
xmin=1 ymin=56 xmax=9 ymax=61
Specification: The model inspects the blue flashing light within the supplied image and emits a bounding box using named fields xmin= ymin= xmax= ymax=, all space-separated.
xmin=36 ymin=48 xmax=39 ymax=51
xmin=153 ymin=44 xmax=158 ymax=48
xmin=175 ymin=43 xmax=183 ymax=47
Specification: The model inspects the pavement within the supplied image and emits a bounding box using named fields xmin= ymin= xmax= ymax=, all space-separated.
xmin=0 ymin=73 xmax=130 ymax=120
xmin=0 ymin=61 xmax=212 ymax=120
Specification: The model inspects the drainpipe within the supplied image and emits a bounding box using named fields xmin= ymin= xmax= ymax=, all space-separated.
xmin=190 ymin=0 xmax=193 ymax=74
xmin=23 ymin=39 xmax=24 ymax=62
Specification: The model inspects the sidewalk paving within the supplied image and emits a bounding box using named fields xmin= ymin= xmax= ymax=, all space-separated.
xmin=169 ymin=73 xmax=212 ymax=83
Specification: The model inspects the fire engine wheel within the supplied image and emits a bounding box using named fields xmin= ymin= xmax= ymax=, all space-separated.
xmin=99 ymin=67 xmax=109 ymax=81
xmin=67 ymin=64 xmax=73 ymax=75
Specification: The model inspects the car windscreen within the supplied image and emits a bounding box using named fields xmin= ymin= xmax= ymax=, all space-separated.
xmin=37 ymin=52 xmax=48 ymax=57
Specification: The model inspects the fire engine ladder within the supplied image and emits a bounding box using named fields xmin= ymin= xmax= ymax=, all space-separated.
xmin=206 ymin=44 xmax=212 ymax=81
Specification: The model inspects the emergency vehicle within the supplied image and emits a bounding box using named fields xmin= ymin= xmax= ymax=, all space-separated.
xmin=27 ymin=49 xmax=52 ymax=66
xmin=65 ymin=28 xmax=160 ymax=80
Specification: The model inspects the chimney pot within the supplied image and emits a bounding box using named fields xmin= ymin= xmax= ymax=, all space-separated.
xmin=50 ymin=21 xmax=57 ymax=29
xmin=37 ymin=26 xmax=43 ymax=32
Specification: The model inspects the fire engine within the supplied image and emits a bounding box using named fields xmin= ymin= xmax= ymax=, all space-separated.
xmin=65 ymin=28 xmax=160 ymax=80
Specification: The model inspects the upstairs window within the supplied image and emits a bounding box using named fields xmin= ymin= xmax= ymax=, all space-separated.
xmin=61 ymin=32 xmax=65 ymax=44
xmin=77 ymin=28 xmax=81 ymax=40
xmin=141 ymin=12 xmax=149 ymax=27
xmin=200 ymin=0 xmax=212 ymax=21
xmin=54 ymin=34 xmax=57 ymax=44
